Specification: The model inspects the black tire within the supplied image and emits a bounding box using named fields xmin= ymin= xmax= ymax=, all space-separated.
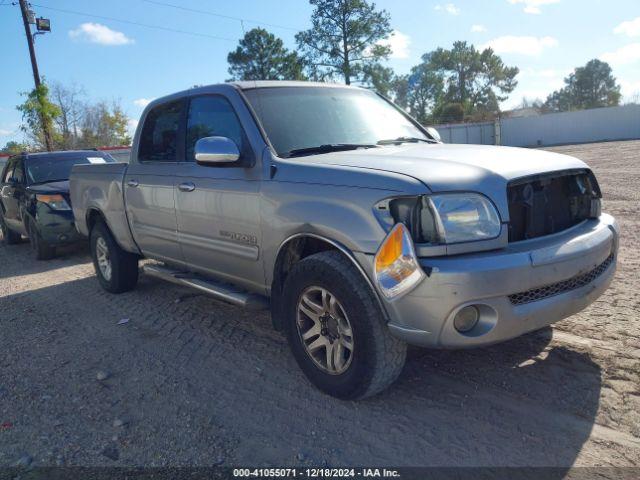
xmin=282 ymin=250 xmax=407 ymax=400
xmin=90 ymin=220 xmax=139 ymax=293
xmin=0 ymin=213 xmax=21 ymax=245
xmin=27 ymin=219 xmax=55 ymax=260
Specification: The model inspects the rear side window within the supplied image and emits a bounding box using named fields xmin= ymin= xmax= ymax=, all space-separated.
xmin=186 ymin=96 xmax=244 ymax=161
xmin=138 ymin=101 xmax=183 ymax=162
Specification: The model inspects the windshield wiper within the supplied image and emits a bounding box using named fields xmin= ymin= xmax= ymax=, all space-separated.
xmin=281 ymin=143 xmax=378 ymax=158
xmin=377 ymin=136 xmax=437 ymax=145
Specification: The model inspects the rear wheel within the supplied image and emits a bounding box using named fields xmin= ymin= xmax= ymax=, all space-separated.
xmin=0 ymin=214 xmax=21 ymax=245
xmin=27 ymin=219 xmax=55 ymax=260
xmin=282 ymin=251 xmax=407 ymax=400
xmin=90 ymin=220 xmax=139 ymax=293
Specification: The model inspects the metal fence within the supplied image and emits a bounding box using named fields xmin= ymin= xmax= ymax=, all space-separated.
xmin=434 ymin=121 xmax=495 ymax=145
xmin=434 ymin=104 xmax=640 ymax=147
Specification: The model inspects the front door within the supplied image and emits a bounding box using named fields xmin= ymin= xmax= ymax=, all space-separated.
xmin=174 ymin=95 xmax=263 ymax=291
xmin=124 ymin=100 xmax=185 ymax=264
xmin=1 ymin=158 xmax=26 ymax=233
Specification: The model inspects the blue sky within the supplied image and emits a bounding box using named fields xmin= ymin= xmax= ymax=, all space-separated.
xmin=1 ymin=0 xmax=639 ymax=145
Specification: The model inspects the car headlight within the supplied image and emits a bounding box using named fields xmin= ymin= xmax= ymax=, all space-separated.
xmin=427 ymin=193 xmax=501 ymax=243
xmin=36 ymin=194 xmax=71 ymax=211
xmin=374 ymin=223 xmax=425 ymax=299
xmin=375 ymin=193 xmax=502 ymax=245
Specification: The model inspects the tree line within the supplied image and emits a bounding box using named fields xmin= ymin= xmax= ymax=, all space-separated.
xmin=227 ymin=0 xmax=624 ymax=124
xmin=3 ymin=0 xmax=626 ymax=154
xmin=3 ymin=82 xmax=130 ymax=155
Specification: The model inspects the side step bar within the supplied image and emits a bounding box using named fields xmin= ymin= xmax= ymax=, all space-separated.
xmin=142 ymin=264 xmax=269 ymax=311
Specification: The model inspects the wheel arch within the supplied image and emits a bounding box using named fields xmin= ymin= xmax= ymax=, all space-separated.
xmin=270 ymin=232 xmax=387 ymax=331
xmin=86 ymin=207 xmax=139 ymax=255
xmin=86 ymin=207 xmax=106 ymax=233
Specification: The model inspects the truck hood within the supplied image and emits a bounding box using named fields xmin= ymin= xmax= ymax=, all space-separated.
xmin=27 ymin=180 xmax=70 ymax=194
xmin=299 ymin=143 xmax=588 ymax=216
xmin=302 ymin=143 xmax=587 ymax=191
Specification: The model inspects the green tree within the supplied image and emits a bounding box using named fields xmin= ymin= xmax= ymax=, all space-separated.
xmin=361 ymin=62 xmax=395 ymax=96
xmin=544 ymin=59 xmax=621 ymax=112
xmin=296 ymin=0 xmax=392 ymax=85
xmin=18 ymin=81 xmax=132 ymax=149
xmin=227 ymin=28 xmax=306 ymax=81
xmin=391 ymin=74 xmax=410 ymax=110
xmin=50 ymin=82 xmax=86 ymax=150
xmin=1 ymin=141 xmax=29 ymax=155
xmin=16 ymin=82 xmax=61 ymax=151
xmin=425 ymin=41 xmax=518 ymax=115
xmin=79 ymin=101 xmax=131 ymax=147
xmin=361 ymin=65 xmax=413 ymax=113
xmin=432 ymin=103 xmax=465 ymax=124
xmin=406 ymin=63 xmax=444 ymax=124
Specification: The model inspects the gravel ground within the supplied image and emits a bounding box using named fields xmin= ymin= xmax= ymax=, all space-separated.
xmin=0 ymin=140 xmax=639 ymax=468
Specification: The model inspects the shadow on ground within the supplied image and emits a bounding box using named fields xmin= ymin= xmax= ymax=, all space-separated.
xmin=0 ymin=264 xmax=602 ymax=471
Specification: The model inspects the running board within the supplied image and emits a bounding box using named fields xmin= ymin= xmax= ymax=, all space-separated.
xmin=142 ymin=264 xmax=269 ymax=311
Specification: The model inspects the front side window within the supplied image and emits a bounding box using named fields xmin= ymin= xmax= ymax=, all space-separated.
xmin=243 ymin=87 xmax=429 ymax=157
xmin=12 ymin=162 xmax=25 ymax=184
xmin=186 ymin=96 xmax=244 ymax=161
xmin=138 ymin=100 xmax=183 ymax=162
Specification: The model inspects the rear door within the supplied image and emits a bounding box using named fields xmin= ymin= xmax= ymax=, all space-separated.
xmin=124 ymin=99 xmax=185 ymax=264
xmin=174 ymin=94 xmax=264 ymax=291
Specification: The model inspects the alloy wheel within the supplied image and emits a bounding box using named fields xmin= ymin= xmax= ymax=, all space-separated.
xmin=95 ymin=236 xmax=112 ymax=281
xmin=296 ymin=286 xmax=354 ymax=375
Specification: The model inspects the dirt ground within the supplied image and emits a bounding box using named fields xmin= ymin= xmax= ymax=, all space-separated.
xmin=0 ymin=140 xmax=639 ymax=469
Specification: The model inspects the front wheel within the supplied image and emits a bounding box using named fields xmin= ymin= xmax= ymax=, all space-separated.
xmin=282 ymin=251 xmax=407 ymax=400
xmin=27 ymin=219 xmax=55 ymax=260
xmin=90 ymin=220 xmax=139 ymax=293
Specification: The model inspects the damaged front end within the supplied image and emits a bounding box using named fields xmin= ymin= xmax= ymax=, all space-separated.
xmin=507 ymin=169 xmax=602 ymax=242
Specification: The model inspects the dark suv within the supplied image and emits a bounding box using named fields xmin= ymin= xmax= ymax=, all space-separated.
xmin=0 ymin=150 xmax=115 ymax=259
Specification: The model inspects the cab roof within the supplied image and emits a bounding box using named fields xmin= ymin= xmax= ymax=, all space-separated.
xmin=230 ymin=80 xmax=360 ymax=90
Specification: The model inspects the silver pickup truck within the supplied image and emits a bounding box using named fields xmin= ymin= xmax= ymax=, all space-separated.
xmin=70 ymin=81 xmax=618 ymax=399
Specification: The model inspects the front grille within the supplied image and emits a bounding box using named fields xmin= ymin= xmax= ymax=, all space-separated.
xmin=508 ymin=253 xmax=614 ymax=306
xmin=508 ymin=169 xmax=601 ymax=242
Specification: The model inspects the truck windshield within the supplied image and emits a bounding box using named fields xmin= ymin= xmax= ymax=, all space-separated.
xmin=243 ymin=86 xmax=431 ymax=158
xmin=26 ymin=153 xmax=114 ymax=185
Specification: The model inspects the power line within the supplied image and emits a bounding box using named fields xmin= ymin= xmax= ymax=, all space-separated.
xmin=141 ymin=0 xmax=299 ymax=32
xmin=29 ymin=3 xmax=238 ymax=42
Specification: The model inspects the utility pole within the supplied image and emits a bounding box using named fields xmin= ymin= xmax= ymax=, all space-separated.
xmin=18 ymin=0 xmax=53 ymax=151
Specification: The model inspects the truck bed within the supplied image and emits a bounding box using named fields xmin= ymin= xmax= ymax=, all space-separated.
xmin=69 ymin=162 xmax=139 ymax=253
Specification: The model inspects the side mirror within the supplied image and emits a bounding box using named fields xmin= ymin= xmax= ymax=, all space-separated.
xmin=425 ymin=127 xmax=442 ymax=143
xmin=194 ymin=136 xmax=240 ymax=165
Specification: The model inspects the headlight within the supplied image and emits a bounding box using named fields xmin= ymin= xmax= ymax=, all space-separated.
xmin=427 ymin=193 xmax=501 ymax=243
xmin=374 ymin=223 xmax=425 ymax=299
xmin=376 ymin=193 xmax=502 ymax=245
xmin=36 ymin=194 xmax=71 ymax=211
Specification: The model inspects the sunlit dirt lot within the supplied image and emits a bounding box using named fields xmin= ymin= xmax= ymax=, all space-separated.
xmin=1 ymin=140 xmax=638 ymax=469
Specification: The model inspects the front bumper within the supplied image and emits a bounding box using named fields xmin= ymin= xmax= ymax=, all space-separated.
xmin=359 ymin=214 xmax=619 ymax=348
xmin=35 ymin=206 xmax=83 ymax=246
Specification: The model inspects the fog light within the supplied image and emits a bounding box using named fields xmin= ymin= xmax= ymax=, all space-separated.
xmin=454 ymin=305 xmax=479 ymax=333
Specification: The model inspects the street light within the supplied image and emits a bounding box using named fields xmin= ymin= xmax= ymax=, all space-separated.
xmin=36 ymin=17 xmax=51 ymax=32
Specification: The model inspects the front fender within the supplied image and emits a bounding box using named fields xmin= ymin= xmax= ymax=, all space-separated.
xmin=261 ymin=180 xmax=414 ymax=288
